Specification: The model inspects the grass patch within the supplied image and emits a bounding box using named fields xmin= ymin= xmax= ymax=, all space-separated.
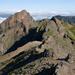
xmin=67 ymin=27 xmax=75 ymax=40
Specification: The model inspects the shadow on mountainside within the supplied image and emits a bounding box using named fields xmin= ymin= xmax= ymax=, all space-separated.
xmin=1 ymin=50 xmax=50 ymax=74
xmin=6 ymin=28 xmax=44 ymax=53
xmin=35 ymin=64 xmax=57 ymax=75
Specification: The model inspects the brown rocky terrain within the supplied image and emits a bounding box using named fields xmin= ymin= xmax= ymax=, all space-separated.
xmin=0 ymin=10 xmax=75 ymax=75
xmin=0 ymin=10 xmax=35 ymax=55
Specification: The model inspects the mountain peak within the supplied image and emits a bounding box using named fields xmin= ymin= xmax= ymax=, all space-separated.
xmin=20 ymin=10 xmax=27 ymax=13
xmin=14 ymin=10 xmax=32 ymax=21
xmin=15 ymin=10 xmax=29 ymax=16
xmin=0 ymin=10 xmax=34 ymax=55
xmin=0 ymin=10 xmax=33 ymax=27
xmin=51 ymin=16 xmax=61 ymax=25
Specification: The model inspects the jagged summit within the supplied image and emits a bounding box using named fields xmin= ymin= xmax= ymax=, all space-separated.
xmin=18 ymin=10 xmax=30 ymax=15
xmin=51 ymin=16 xmax=61 ymax=24
xmin=0 ymin=10 xmax=35 ymax=55
xmin=19 ymin=10 xmax=27 ymax=13
xmin=14 ymin=10 xmax=33 ymax=21
xmin=1 ymin=10 xmax=33 ymax=27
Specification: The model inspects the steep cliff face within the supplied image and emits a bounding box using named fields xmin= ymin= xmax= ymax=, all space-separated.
xmin=0 ymin=10 xmax=35 ymax=55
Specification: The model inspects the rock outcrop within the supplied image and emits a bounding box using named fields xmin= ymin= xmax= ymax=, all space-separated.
xmin=0 ymin=10 xmax=75 ymax=75
xmin=0 ymin=10 xmax=35 ymax=55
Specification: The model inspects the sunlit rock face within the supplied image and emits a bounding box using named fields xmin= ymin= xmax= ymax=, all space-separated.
xmin=0 ymin=10 xmax=35 ymax=55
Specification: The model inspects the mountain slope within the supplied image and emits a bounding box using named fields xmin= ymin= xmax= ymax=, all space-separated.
xmin=0 ymin=10 xmax=35 ymax=55
xmin=0 ymin=10 xmax=75 ymax=75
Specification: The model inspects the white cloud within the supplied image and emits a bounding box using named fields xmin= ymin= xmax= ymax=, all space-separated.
xmin=0 ymin=17 xmax=6 ymax=23
xmin=31 ymin=10 xmax=75 ymax=20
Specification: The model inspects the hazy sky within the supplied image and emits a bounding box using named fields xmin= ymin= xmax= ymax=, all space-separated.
xmin=0 ymin=0 xmax=75 ymax=14
xmin=0 ymin=0 xmax=75 ymax=20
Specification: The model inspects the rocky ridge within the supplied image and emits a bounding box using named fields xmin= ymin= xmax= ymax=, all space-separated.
xmin=0 ymin=10 xmax=75 ymax=75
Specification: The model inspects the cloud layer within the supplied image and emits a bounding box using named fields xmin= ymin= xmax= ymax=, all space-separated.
xmin=0 ymin=11 xmax=75 ymax=22
xmin=32 ymin=10 xmax=75 ymax=20
xmin=0 ymin=12 xmax=12 ymax=23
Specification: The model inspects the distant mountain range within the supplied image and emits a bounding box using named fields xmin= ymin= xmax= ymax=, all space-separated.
xmin=55 ymin=15 xmax=75 ymax=25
